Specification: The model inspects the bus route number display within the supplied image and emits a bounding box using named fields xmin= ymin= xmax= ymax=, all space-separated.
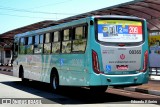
xmin=97 ymin=20 xmax=143 ymax=43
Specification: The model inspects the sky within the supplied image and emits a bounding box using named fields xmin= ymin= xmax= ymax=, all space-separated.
xmin=0 ymin=0 xmax=133 ymax=34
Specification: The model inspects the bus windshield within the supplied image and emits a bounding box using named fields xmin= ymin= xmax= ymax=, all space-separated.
xmin=97 ymin=19 xmax=143 ymax=43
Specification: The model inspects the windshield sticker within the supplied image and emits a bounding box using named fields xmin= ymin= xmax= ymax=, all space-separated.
xmin=98 ymin=20 xmax=143 ymax=43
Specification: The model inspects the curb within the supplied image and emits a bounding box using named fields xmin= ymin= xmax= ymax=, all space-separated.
xmin=124 ymin=87 xmax=160 ymax=96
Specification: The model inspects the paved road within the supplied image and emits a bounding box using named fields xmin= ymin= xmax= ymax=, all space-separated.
xmin=0 ymin=73 xmax=160 ymax=107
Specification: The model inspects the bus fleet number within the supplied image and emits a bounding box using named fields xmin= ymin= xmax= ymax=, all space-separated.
xmin=129 ymin=50 xmax=141 ymax=54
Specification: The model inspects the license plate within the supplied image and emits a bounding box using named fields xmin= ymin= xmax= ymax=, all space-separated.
xmin=116 ymin=65 xmax=128 ymax=70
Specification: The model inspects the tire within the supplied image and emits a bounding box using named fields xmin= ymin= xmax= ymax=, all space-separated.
xmin=90 ymin=86 xmax=108 ymax=93
xmin=22 ymin=78 xmax=29 ymax=83
xmin=50 ymin=73 xmax=59 ymax=92
xmin=19 ymin=66 xmax=29 ymax=83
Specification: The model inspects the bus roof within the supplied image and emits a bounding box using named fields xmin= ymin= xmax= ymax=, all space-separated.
xmin=14 ymin=16 xmax=90 ymax=38
xmin=14 ymin=15 xmax=144 ymax=38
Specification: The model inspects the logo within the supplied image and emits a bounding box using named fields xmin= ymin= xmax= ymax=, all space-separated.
xmin=60 ymin=59 xmax=64 ymax=66
xmin=27 ymin=56 xmax=32 ymax=61
xmin=120 ymin=54 xmax=125 ymax=60
xmin=106 ymin=65 xmax=111 ymax=72
xmin=2 ymin=99 xmax=11 ymax=104
xmin=1 ymin=98 xmax=42 ymax=104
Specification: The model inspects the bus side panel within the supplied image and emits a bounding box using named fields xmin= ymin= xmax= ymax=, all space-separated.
xmin=13 ymin=58 xmax=19 ymax=77
xmin=38 ymin=55 xmax=60 ymax=83
xmin=56 ymin=53 xmax=89 ymax=86
xmin=32 ymin=55 xmax=49 ymax=82
xmin=38 ymin=54 xmax=90 ymax=86
xmin=13 ymin=55 xmax=31 ymax=79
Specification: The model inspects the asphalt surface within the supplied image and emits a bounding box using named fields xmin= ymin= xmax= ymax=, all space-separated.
xmin=0 ymin=66 xmax=160 ymax=106
xmin=0 ymin=73 xmax=159 ymax=105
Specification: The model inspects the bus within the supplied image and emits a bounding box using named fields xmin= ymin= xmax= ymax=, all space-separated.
xmin=13 ymin=15 xmax=149 ymax=93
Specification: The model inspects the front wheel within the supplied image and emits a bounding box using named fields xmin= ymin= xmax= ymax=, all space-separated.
xmin=22 ymin=78 xmax=29 ymax=83
xmin=19 ymin=66 xmax=29 ymax=83
xmin=90 ymin=86 xmax=108 ymax=93
xmin=50 ymin=73 xmax=59 ymax=92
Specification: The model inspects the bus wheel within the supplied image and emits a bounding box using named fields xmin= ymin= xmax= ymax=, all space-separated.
xmin=90 ymin=86 xmax=108 ymax=93
xmin=50 ymin=73 xmax=59 ymax=92
xmin=22 ymin=78 xmax=29 ymax=83
xmin=19 ymin=66 xmax=29 ymax=83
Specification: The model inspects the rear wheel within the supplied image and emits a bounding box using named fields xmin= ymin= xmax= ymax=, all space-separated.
xmin=50 ymin=73 xmax=59 ymax=92
xmin=90 ymin=86 xmax=108 ymax=93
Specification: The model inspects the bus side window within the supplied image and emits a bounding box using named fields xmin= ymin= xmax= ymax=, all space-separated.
xmin=13 ymin=43 xmax=18 ymax=58
xmin=62 ymin=29 xmax=71 ymax=53
xmin=24 ymin=37 xmax=29 ymax=54
xmin=20 ymin=37 xmax=25 ymax=46
xmin=44 ymin=33 xmax=51 ymax=54
xmin=19 ymin=37 xmax=25 ymax=54
xmin=34 ymin=35 xmax=42 ymax=54
xmin=52 ymin=31 xmax=61 ymax=54
xmin=26 ymin=36 xmax=33 ymax=54
xmin=72 ymin=26 xmax=87 ymax=52
xmin=40 ymin=34 xmax=44 ymax=44
xmin=34 ymin=35 xmax=39 ymax=47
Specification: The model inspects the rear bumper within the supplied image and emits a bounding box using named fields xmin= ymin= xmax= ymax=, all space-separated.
xmin=89 ymin=69 xmax=149 ymax=86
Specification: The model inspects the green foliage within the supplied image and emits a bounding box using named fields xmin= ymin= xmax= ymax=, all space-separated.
xmin=44 ymin=44 xmax=51 ymax=54
xmin=73 ymin=39 xmax=84 ymax=46
xmin=75 ymin=34 xmax=83 ymax=39
xmin=52 ymin=42 xmax=60 ymax=54
xmin=20 ymin=46 xmax=25 ymax=54
xmin=26 ymin=45 xmax=33 ymax=54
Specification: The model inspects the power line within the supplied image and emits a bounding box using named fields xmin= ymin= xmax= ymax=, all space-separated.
xmin=0 ymin=13 xmax=63 ymax=20
xmin=0 ymin=6 xmax=77 ymax=15
xmin=29 ymin=0 xmax=74 ymax=9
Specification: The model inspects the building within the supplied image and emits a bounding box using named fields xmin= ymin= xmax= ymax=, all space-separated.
xmin=0 ymin=37 xmax=13 ymax=66
xmin=0 ymin=20 xmax=54 ymax=66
